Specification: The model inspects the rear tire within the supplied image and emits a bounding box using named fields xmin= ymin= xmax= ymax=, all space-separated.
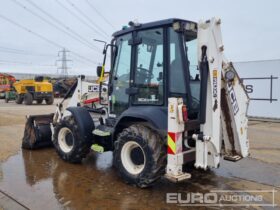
xmin=53 ymin=116 xmax=92 ymax=163
xmin=24 ymin=92 xmax=33 ymax=105
xmin=113 ymin=124 xmax=166 ymax=188
xmin=15 ymin=93 xmax=23 ymax=104
xmin=45 ymin=95 xmax=54 ymax=105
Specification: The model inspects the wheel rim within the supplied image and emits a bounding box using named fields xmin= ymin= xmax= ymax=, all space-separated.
xmin=58 ymin=127 xmax=74 ymax=153
xmin=121 ymin=141 xmax=146 ymax=175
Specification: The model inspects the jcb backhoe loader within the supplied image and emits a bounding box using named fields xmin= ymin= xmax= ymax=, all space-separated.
xmin=22 ymin=17 xmax=249 ymax=187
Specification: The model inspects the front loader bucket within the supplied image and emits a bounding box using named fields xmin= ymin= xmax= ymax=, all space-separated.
xmin=22 ymin=114 xmax=54 ymax=150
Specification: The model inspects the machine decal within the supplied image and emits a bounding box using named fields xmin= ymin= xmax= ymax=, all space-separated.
xmin=137 ymin=98 xmax=159 ymax=102
xmin=169 ymin=104 xmax=174 ymax=113
xmin=167 ymin=132 xmax=176 ymax=154
xmin=227 ymin=82 xmax=239 ymax=115
xmin=213 ymin=70 xmax=218 ymax=111
xmin=88 ymin=85 xmax=99 ymax=92
xmin=213 ymin=70 xmax=218 ymax=98
xmin=167 ymin=132 xmax=183 ymax=154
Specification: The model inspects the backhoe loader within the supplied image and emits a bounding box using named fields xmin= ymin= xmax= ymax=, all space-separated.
xmin=22 ymin=17 xmax=249 ymax=187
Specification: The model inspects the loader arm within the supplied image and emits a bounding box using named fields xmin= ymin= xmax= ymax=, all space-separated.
xmin=193 ymin=17 xmax=249 ymax=169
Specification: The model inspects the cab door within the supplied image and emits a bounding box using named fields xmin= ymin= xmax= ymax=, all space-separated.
xmin=131 ymin=28 xmax=164 ymax=106
xmin=109 ymin=33 xmax=132 ymax=117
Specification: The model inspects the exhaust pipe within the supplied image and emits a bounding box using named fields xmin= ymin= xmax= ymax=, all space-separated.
xmin=22 ymin=114 xmax=54 ymax=150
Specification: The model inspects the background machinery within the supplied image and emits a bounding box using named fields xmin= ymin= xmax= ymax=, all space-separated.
xmin=13 ymin=76 xmax=54 ymax=105
xmin=23 ymin=17 xmax=249 ymax=187
xmin=5 ymin=87 xmax=16 ymax=103
xmin=50 ymin=77 xmax=77 ymax=98
xmin=0 ymin=73 xmax=16 ymax=99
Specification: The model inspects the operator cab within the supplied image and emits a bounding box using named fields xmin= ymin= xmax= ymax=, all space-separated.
xmin=97 ymin=19 xmax=201 ymax=143
xmin=101 ymin=19 xmax=200 ymax=120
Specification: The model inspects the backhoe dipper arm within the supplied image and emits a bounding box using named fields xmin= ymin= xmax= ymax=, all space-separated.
xmin=193 ymin=17 xmax=250 ymax=169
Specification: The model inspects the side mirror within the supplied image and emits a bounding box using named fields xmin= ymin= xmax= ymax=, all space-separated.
xmin=96 ymin=66 xmax=103 ymax=77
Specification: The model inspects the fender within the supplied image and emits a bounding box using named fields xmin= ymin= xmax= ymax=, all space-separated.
xmin=66 ymin=107 xmax=94 ymax=141
xmin=114 ymin=106 xmax=168 ymax=138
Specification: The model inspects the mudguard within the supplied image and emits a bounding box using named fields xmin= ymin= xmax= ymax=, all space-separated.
xmin=114 ymin=106 xmax=168 ymax=137
xmin=66 ymin=107 xmax=94 ymax=141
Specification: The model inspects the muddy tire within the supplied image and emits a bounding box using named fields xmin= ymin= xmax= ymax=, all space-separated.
xmin=15 ymin=93 xmax=23 ymax=104
xmin=45 ymin=95 xmax=54 ymax=105
xmin=53 ymin=116 xmax=92 ymax=163
xmin=113 ymin=124 xmax=166 ymax=188
xmin=36 ymin=99 xmax=43 ymax=104
xmin=24 ymin=92 xmax=33 ymax=105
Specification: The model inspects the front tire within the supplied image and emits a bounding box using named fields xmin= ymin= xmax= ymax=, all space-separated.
xmin=53 ymin=116 xmax=92 ymax=163
xmin=45 ymin=95 xmax=54 ymax=105
xmin=113 ymin=124 xmax=166 ymax=188
xmin=24 ymin=92 xmax=33 ymax=105
xmin=15 ymin=93 xmax=23 ymax=104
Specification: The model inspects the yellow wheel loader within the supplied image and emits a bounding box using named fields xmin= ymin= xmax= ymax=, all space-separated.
xmin=13 ymin=76 xmax=54 ymax=105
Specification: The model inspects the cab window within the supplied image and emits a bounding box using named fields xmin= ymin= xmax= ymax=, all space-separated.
xmin=133 ymin=28 xmax=164 ymax=105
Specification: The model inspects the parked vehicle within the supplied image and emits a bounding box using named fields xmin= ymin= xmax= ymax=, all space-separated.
xmin=13 ymin=76 xmax=54 ymax=105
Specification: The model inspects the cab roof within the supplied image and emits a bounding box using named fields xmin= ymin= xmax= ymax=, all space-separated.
xmin=112 ymin=18 xmax=197 ymax=37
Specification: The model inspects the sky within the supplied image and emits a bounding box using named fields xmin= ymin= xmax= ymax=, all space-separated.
xmin=0 ymin=0 xmax=279 ymax=76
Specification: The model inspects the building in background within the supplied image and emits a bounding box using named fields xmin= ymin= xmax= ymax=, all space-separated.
xmin=234 ymin=59 xmax=280 ymax=120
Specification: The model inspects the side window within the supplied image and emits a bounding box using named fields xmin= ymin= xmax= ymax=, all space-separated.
xmin=113 ymin=36 xmax=131 ymax=79
xmin=151 ymin=45 xmax=163 ymax=83
xmin=185 ymin=38 xmax=200 ymax=106
xmin=169 ymin=28 xmax=186 ymax=94
xmin=185 ymin=39 xmax=199 ymax=80
xmin=136 ymin=44 xmax=151 ymax=72
xmin=133 ymin=28 xmax=164 ymax=105
xmin=110 ymin=34 xmax=132 ymax=116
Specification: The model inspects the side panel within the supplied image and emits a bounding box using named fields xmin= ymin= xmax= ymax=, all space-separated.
xmin=66 ymin=77 xmax=100 ymax=108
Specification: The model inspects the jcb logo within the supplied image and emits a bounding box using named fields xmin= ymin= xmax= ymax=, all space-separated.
xmin=227 ymin=82 xmax=239 ymax=115
xmin=88 ymin=85 xmax=99 ymax=92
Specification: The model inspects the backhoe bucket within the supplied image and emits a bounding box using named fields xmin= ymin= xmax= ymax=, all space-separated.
xmin=22 ymin=114 xmax=54 ymax=149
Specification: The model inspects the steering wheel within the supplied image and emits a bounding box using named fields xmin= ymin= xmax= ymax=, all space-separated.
xmin=137 ymin=66 xmax=154 ymax=79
